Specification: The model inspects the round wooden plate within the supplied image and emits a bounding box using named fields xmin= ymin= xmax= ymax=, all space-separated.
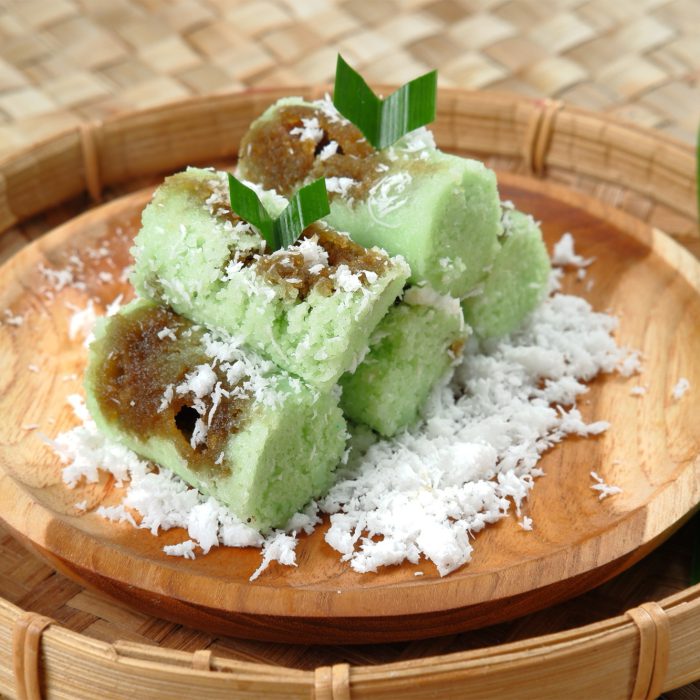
xmin=0 ymin=172 xmax=698 ymax=645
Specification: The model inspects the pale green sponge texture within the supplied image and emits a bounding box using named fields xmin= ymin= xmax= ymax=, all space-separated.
xmin=85 ymin=300 xmax=347 ymax=530
xmin=327 ymin=153 xmax=502 ymax=297
xmin=462 ymin=209 xmax=551 ymax=339
xmin=339 ymin=296 xmax=465 ymax=437
xmin=130 ymin=168 xmax=409 ymax=391
xmin=237 ymin=98 xmax=502 ymax=297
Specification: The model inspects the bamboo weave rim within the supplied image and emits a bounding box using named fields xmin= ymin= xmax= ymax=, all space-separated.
xmin=2 ymin=591 xmax=700 ymax=699
xmin=0 ymin=87 xmax=698 ymax=699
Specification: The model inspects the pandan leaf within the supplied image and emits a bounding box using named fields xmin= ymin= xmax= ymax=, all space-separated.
xmin=333 ymin=54 xmax=437 ymax=150
xmin=228 ymin=175 xmax=330 ymax=251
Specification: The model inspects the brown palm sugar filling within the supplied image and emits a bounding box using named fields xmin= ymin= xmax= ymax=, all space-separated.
xmin=239 ymin=104 xmax=386 ymax=200
xmin=164 ymin=171 xmax=392 ymax=301
xmin=255 ymin=223 xmax=390 ymax=299
xmin=93 ymin=304 xmax=251 ymax=473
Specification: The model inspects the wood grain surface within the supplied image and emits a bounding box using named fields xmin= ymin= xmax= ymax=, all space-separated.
xmin=0 ymin=172 xmax=698 ymax=645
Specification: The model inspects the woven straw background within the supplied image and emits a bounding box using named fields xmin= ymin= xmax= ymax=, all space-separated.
xmin=0 ymin=1 xmax=699 ymax=698
xmin=0 ymin=0 xmax=699 ymax=159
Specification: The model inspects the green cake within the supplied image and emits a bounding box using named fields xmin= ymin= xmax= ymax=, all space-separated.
xmin=130 ymin=167 xmax=409 ymax=391
xmin=84 ymin=299 xmax=347 ymax=530
xmin=340 ymin=286 xmax=467 ymax=436
xmin=237 ymin=97 xmax=502 ymax=297
xmin=462 ymin=206 xmax=551 ymax=339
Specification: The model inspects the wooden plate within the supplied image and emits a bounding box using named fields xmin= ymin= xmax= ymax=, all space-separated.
xmin=0 ymin=172 xmax=698 ymax=645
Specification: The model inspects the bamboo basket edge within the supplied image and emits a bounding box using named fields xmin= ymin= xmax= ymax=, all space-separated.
xmin=2 ymin=585 xmax=700 ymax=697
xmin=0 ymin=87 xmax=696 ymax=239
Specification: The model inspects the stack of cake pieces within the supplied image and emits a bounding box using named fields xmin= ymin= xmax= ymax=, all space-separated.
xmin=85 ymin=90 xmax=550 ymax=535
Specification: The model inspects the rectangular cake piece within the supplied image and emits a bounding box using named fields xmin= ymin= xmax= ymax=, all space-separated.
xmin=462 ymin=206 xmax=551 ymax=339
xmin=237 ymin=97 xmax=502 ymax=297
xmin=339 ymin=286 xmax=467 ymax=436
xmin=84 ymin=299 xmax=348 ymax=530
xmin=130 ymin=167 xmax=409 ymax=391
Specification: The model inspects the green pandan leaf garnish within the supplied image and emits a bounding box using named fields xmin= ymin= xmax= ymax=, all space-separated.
xmin=228 ymin=175 xmax=329 ymax=251
xmin=332 ymin=54 xmax=437 ymax=150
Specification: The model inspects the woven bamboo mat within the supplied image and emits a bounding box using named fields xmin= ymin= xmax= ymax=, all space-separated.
xmin=0 ymin=0 xmax=699 ymax=159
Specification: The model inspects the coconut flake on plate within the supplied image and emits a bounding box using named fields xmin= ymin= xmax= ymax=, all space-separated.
xmin=46 ymin=278 xmax=638 ymax=579
xmin=672 ymin=377 xmax=690 ymax=400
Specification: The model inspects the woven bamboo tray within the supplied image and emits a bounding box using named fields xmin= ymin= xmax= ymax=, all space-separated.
xmin=0 ymin=87 xmax=698 ymax=699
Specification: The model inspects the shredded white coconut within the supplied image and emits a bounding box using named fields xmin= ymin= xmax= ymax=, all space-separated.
xmin=249 ymin=531 xmax=298 ymax=581
xmin=67 ymin=300 xmax=98 ymax=342
xmin=617 ymin=350 xmax=642 ymax=377
xmin=331 ymin=264 xmax=364 ymax=293
xmin=312 ymin=94 xmax=348 ymax=125
xmin=403 ymin=285 xmax=462 ymax=320
xmin=164 ymin=540 xmax=197 ymax=560
xmin=317 ymin=292 xmax=626 ymax=575
xmin=325 ymin=177 xmax=357 ymax=197
xmin=296 ymin=236 xmax=329 ymax=268
xmin=157 ymin=384 xmax=174 ymax=413
xmin=176 ymin=364 xmax=217 ymax=400
xmin=367 ymin=172 xmax=412 ymax=226
xmin=290 ymin=117 xmax=323 ymax=143
xmin=552 ymin=233 xmax=595 ymax=268
xmin=157 ymin=326 xmax=177 ymax=341
xmin=3 ymin=311 xmax=24 ymax=327
xmin=49 ymin=286 xmax=636 ymax=579
xmin=519 ymin=516 xmax=533 ymax=531
xmin=394 ymin=127 xmax=436 ymax=155
xmin=318 ymin=140 xmax=339 ymax=161
xmin=105 ymin=294 xmax=124 ymax=317
xmin=96 ymin=504 xmax=137 ymax=527
xmin=590 ymin=471 xmax=622 ymax=500
xmin=672 ymin=377 xmax=690 ymax=400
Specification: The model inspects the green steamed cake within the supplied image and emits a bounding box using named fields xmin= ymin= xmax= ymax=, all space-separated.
xmin=130 ymin=167 xmax=409 ymax=391
xmin=462 ymin=207 xmax=551 ymax=339
xmin=340 ymin=286 xmax=467 ymax=437
xmin=236 ymin=96 xmax=502 ymax=297
xmin=84 ymin=299 xmax=347 ymax=530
